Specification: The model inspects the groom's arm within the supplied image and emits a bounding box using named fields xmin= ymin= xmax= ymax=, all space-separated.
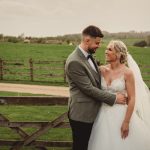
xmin=67 ymin=60 xmax=116 ymax=106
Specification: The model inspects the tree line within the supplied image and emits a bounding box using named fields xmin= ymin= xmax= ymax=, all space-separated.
xmin=0 ymin=31 xmax=150 ymax=47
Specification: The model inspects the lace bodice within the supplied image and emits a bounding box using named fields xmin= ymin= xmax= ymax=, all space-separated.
xmin=101 ymin=75 xmax=126 ymax=94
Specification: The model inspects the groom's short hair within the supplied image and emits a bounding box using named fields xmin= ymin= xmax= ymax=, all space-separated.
xmin=82 ymin=25 xmax=104 ymax=38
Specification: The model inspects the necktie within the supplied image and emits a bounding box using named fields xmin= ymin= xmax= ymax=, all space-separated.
xmin=87 ymin=54 xmax=98 ymax=72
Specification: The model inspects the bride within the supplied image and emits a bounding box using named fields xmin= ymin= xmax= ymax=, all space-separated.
xmin=88 ymin=40 xmax=150 ymax=150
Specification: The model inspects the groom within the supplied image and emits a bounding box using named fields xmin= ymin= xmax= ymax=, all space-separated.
xmin=65 ymin=25 xmax=127 ymax=150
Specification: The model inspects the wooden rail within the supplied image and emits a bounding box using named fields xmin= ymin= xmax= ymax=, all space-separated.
xmin=0 ymin=59 xmax=67 ymax=83
xmin=0 ymin=96 xmax=71 ymax=150
xmin=0 ymin=59 xmax=150 ymax=86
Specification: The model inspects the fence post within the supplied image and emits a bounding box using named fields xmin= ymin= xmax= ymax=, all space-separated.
xmin=64 ymin=60 xmax=66 ymax=83
xmin=29 ymin=58 xmax=33 ymax=81
xmin=0 ymin=58 xmax=3 ymax=80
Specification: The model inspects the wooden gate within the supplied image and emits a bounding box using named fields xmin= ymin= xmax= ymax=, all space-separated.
xmin=0 ymin=96 xmax=72 ymax=150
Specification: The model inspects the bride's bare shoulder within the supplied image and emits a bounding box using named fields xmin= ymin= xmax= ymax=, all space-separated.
xmin=99 ymin=65 xmax=110 ymax=74
xmin=124 ymin=67 xmax=134 ymax=80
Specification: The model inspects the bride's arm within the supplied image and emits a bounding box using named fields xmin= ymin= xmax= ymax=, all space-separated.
xmin=121 ymin=69 xmax=135 ymax=139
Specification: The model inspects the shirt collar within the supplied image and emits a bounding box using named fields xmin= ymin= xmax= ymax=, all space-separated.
xmin=79 ymin=45 xmax=89 ymax=58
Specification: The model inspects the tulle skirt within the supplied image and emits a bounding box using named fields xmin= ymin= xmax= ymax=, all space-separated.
xmin=88 ymin=103 xmax=150 ymax=150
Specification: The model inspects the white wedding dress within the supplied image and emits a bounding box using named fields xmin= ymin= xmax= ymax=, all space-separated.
xmin=88 ymin=75 xmax=150 ymax=150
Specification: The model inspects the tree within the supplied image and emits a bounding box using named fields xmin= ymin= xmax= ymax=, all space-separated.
xmin=0 ymin=34 xmax=3 ymax=41
xmin=8 ymin=36 xmax=19 ymax=43
xmin=133 ymin=40 xmax=147 ymax=47
xmin=146 ymin=35 xmax=150 ymax=46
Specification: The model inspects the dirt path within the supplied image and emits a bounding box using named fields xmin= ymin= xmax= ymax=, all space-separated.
xmin=0 ymin=83 xmax=69 ymax=97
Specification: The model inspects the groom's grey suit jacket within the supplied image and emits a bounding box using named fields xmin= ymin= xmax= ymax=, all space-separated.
xmin=65 ymin=47 xmax=116 ymax=123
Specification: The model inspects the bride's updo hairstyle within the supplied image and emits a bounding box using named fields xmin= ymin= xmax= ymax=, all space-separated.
xmin=109 ymin=40 xmax=128 ymax=64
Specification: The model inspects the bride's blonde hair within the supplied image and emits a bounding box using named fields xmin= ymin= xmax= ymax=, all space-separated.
xmin=109 ymin=40 xmax=128 ymax=64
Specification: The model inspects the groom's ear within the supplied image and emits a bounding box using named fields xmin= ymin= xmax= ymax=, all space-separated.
xmin=84 ymin=35 xmax=91 ymax=43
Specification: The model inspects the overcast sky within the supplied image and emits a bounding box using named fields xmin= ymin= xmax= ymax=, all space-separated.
xmin=0 ymin=0 xmax=149 ymax=37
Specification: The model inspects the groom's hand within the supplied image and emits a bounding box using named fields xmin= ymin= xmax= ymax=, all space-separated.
xmin=116 ymin=93 xmax=127 ymax=104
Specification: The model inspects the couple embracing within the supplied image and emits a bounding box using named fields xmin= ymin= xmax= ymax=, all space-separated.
xmin=65 ymin=25 xmax=150 ymax=150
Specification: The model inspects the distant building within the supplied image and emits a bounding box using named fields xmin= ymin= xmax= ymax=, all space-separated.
xmin=24 ymin=39 xmax=30 ymax=43
xmin=69 ymin=42 xmax=73 ymax=46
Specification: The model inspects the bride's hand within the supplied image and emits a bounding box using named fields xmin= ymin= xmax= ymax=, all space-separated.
xmin=121 ymin=121 xmax=129 ymax=139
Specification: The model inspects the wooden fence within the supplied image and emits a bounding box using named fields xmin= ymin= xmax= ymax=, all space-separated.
xmin=0 ymin=58 xmax=150 ymax=86
xmin=0 ymin=59 xmax=66 ymax=82
xmin=0 ymin=96 xmax=72 ymax=150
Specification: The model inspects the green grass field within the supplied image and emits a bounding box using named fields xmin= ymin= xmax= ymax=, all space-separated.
xmin=0 ymin=91 xmax=51 ymax=96
xmin=0 ymin=42 xmax=72 ymax=83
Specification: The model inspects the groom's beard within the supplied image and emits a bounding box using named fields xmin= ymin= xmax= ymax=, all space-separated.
xmin=88 ymin=48 xmax=96 ymax=54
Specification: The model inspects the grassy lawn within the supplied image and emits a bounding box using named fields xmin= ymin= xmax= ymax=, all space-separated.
xmin=0 ymin=147 xmax=71 ymax=150
xmin=0 ymin=91 xmax=51 ymax=96
xmin=0 ymin=42 xmax=73 ymax=84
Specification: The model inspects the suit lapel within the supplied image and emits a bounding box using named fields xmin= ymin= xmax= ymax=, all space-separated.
xmin=96 ymin=64 xmax=101 ymax=88
xmin=84 ymin=60 xmax=100 ymax=82
xmin=76 ymin=47 xmax=101 ymax=87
